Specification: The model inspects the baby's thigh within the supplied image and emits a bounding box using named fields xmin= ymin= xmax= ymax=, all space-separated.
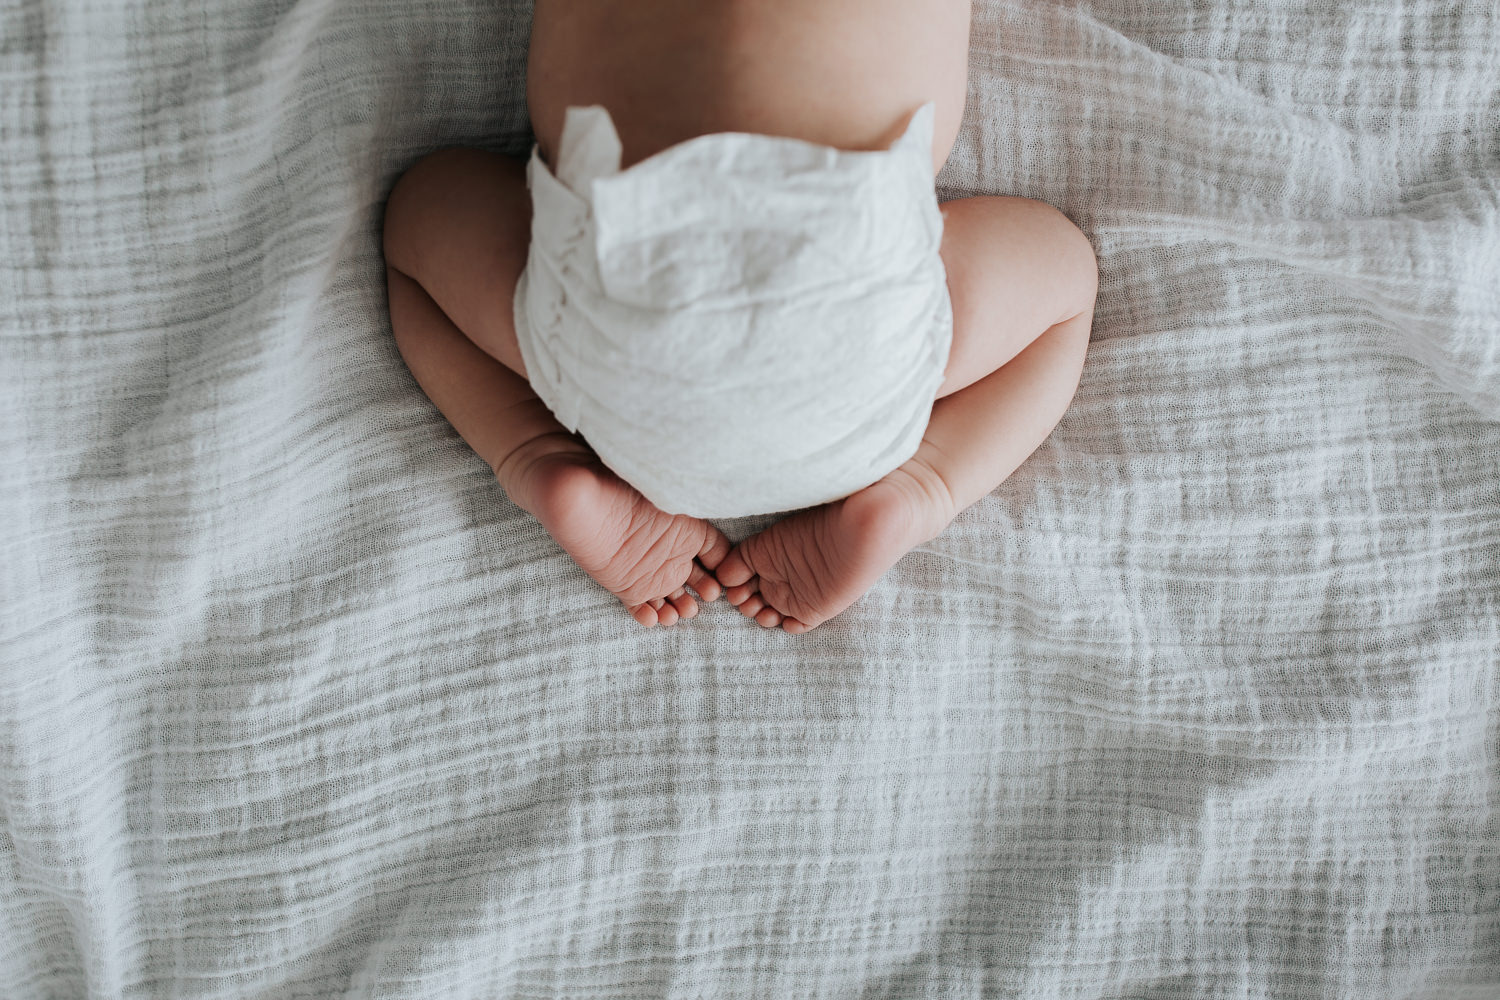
xmin=935 ymin=196 xmax=1099 ymax=398
xmin=383 ymin=148 xmax=532 ymax=377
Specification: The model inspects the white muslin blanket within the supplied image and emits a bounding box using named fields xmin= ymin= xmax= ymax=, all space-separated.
xmin=513 ymin=102 xmax=953 ymax=517
xmin=3 ymin=1 xmax=1498 ymax=997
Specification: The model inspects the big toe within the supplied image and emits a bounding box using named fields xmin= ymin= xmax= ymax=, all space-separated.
xmin=697 ymin=523 xmax=733 ymax=573
xmin=713 ymin=546 xmax=755 ymax=588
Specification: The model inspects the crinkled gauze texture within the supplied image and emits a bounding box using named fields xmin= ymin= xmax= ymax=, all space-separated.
xmin=512 ymin=102 xmax=953 ymax=518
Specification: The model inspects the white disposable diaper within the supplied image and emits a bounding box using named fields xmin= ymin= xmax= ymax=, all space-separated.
xmin=512 ymin=102 xmax=952 ymax=518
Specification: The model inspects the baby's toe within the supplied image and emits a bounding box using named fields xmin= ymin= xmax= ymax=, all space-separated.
xmin=782 ymin=617 xmax=810 ymax=635
xmin=754 ymin=607 xmax=782 ymax=629
xmin=725 ymin=576 xmax=758 ymax=606
xmin=630 ymin=602 xmax=659 ymax=628
xmin=688 ymin=564 xmax=721 ymax=602
xmin=713 ymin=547 xmax=756 ymax=589
xmin=738 ymin=594 xmax=766 ymax=619
xmin=697 ymin=525 xmax=733 ymax=573
xmin=667 ymin=588 xmax=698 ymax=620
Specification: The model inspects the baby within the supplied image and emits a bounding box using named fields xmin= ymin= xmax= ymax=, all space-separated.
xmin=382 ymin=0 xmax=1097 ymax=633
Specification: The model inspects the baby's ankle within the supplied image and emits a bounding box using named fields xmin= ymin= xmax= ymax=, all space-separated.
xmin=876 ymin=452 xmax=962 ymax=545
xmin=492 ymin=431 xmax=595 ymax=513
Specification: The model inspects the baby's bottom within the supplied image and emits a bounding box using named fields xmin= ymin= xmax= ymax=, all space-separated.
xmin=383 ymin=150 xmax=1096 ymax=632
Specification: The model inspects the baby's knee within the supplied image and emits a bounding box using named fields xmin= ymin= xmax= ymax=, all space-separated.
xmin=1048 ymin=202 xmax=1099 ymax=309
xmin=384 ymin=149 xmax=458 ymax=273
xmin=387 ymin=147 xmax=489 ymax=204
xmin=382 ymin=148 xmax=495 ymax=265
xmin=1027 ymin=198 xmax=1097 ymax=312
xmin=1010 ymin=194 xmax=1093 ymax=259
xmin=971 ymin=195 xmax=1097 ymax=312
xmin=383 ymin=147 xmax=529 ymax=285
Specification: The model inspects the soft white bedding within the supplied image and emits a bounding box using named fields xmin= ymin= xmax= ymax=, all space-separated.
xmin=2 ymin=1 xmax=1497 ymax=997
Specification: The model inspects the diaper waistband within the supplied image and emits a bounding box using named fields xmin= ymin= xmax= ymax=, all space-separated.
xmin=525 ymin=102 xmax=943 ymax=311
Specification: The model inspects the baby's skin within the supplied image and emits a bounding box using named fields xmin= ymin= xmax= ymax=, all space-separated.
xmin=383 ymin=0 xmax=1098 ymax=633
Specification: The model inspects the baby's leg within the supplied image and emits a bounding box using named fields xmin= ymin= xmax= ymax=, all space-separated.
xmin=383 ymin=148 xmax=730 ymax=626
xmin=904 ymin=196 xmax=1098 ymax=520
xmin=716 ymin=196 xmax=1097 ymax=632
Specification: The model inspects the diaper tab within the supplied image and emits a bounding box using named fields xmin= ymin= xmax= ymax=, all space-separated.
xmin=554 ymin=106 xmax=623 ymax=196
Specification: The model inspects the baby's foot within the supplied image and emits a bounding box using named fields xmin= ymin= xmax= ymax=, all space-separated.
xmin=503 ymin=435 xmax=731 ymax=627
xmin=713 ymin=457 xmax=959 ymax=634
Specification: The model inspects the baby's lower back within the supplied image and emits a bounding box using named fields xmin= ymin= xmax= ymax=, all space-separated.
xmin=526 ymin=0 xmax=970 ymax=174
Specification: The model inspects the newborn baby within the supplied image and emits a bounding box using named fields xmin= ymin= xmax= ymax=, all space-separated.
xmin=383 ymin=0 xmax=1097 ymax=633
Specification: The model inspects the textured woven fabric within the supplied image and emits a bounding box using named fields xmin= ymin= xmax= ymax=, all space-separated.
xmin=1 ymin=1 xmax=1497 ymax=997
